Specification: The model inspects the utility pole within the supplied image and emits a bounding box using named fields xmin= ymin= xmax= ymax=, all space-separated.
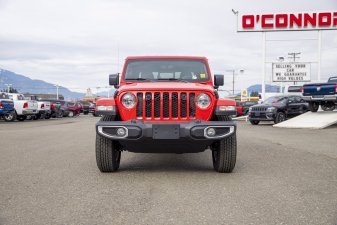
xmin=288 ymin=52 xmax=301 ymax=62
xmin=288 ymin=52 xmax=301 ymax=85
xmin=54 ymin=84 xmax=59 ymax=100
xmin=226 ymin=69 xmax=244 ymax=95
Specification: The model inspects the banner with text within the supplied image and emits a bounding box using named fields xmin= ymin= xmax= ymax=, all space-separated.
xmin=272 ymin=63 xmax=311 ymax=82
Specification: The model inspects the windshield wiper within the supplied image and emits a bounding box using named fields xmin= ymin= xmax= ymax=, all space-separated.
xmin=157 ymin=78 xmax=188 ymax=82
xmin=125 ymin=78 xmax=148 ymax=81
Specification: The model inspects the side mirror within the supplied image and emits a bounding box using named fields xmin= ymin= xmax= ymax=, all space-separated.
xmin=214 ymin=74 xmax=224 ymax=88
xmin=109 ymin=73 xmax=119 ymax=88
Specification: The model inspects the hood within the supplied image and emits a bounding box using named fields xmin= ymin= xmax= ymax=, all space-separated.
xmin=253 ymin=102 xmax=284 ymax=108
xmin=118 ymin=82 xmax=215 ymax=93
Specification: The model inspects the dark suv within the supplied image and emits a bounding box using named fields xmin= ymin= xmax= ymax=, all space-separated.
xmin=248 ymin=95 xmax=308 ymax=125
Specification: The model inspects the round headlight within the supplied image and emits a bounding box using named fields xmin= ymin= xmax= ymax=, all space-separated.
xmin=122 ymin=93 xmax=136 ymax=109
xmin=196 ymin=93 xmax=211 ymax=109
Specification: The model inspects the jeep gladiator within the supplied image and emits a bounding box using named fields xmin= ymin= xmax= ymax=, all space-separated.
xmin=95 ymin=56 xmax=237 ymax=173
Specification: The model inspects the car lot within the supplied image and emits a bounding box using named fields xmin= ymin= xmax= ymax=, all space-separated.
xmin=1 ymin=116 xmax=337 ymax=225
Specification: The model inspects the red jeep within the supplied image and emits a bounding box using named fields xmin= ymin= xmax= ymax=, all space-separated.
xmin=95 ymin=56 xmax=237 ymax=173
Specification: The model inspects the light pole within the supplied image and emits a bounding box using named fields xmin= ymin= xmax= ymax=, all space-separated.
xmin=5 ymin=84 xmax=12 ymax=93
xmin=277 ymin=57 xmax=285 ymax=94
xmin=226 ymin=69 xmax=244 ymax=95
xmin=54 ymin=84 xmax=59 ymax=100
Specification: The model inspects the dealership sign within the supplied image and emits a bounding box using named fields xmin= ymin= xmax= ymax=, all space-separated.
xmin=272 ymin=63 xmax=311 ymax=82
xmin=237 ymin=12 xmax=337 ymax=32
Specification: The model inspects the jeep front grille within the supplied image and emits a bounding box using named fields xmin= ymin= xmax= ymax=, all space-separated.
xmin=252 ymin=107 xmax=267 ymax=112
xmin=136 ymin=92 xmax=196 ymax=119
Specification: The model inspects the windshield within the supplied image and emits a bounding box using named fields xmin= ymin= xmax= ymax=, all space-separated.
xmin=264 ymin=96 xmax=288 ymax=104
xmin=124 ymin=60 xmax=209 ymax=82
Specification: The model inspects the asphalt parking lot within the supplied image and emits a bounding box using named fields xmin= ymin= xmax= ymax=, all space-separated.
xmin=1 ymin=116 xmax=337 ymax=225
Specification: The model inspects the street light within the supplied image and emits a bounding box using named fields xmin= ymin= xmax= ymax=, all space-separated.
xmin=5 ymin=84 xmax=12 ymax=93
xmin=54 ymin=84 xmax=59 ymax=100
xmin=226 ymin=69 xmax=244 ymax=95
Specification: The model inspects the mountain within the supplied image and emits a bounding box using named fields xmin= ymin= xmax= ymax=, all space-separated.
xmin=0 ymin=69 xmax=85 ymax=100
xmin=247 ymin=84 xmax=281 ymax=93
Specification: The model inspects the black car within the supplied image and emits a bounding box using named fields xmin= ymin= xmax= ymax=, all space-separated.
xmin=248 ymin=95 xmax=308 ymax=125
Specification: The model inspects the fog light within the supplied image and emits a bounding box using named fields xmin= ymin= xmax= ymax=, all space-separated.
xmin=206 ymin=128 xmax=216 ymax=137
xmin=116 ymin=127 xmax=127 ymax=137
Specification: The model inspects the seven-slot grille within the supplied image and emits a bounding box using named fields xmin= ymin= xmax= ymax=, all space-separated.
xmin=252 ymin=107 xmax=267 ymax=112
xmin=136 ymin=92 xmax=196 ymax=119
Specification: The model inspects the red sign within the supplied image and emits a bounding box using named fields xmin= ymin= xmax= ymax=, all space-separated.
xmin=238 ymin=12 xmax=337 ymax=32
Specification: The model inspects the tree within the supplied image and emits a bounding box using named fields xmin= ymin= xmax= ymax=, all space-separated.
xmin=250 ymin=91 xmax=259 ymax=97
xmin=1 ymin=87 xmax=19 ymax=93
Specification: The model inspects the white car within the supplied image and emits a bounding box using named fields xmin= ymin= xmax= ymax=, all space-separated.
xmin=8 ymin=93 xmax=38 ymax=121
xmin=24 ymin=95 xmax=52 ymax=119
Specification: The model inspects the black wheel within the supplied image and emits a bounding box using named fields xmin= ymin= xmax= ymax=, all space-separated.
xmin=84 ymin=112 xmax=88 ymax=115
xmin=274 ymin=112 xmax=286 ymax=124
xmin=321 ymin=102 xmax=335 ymax=111
xmin=212 ymin=134 xmax=237 ymax=173
xmin=17 ymin=115 xmax=27 ymax=121
xmin=3 ymin=111 xmax=16 ymax=122
xmin=45 ymin=114 xmax=51 ymax=119
xmin=96 ymin=134 xmax=121 ymax=172
xmin=250 ymin=120 xmax=260 ymax=125
xmin=308 ymin=102 xmax=319 ymax=112
xmin=96 ymin=115 xmax=120 ymax=172
xmin=33 ymin=115 xmax=39 ymax=120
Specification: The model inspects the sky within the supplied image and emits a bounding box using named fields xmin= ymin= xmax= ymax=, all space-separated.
xmin=0 ymin=0 xmax=336 ymax=94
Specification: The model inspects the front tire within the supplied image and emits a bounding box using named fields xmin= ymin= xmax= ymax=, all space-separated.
xmin=3 ymin=111 xmax=16 ymax=122
xmin=250 ymin=120 xmax=260 ymax=125
xmin=274 ymin=112 xmax=286 ymax=124
xmin=96 ymin=134 xmax=121 ymax=172
xmin=96 ymin=115 xmax=120 ymax=172
xmin=17 ymin=115 xmax=27 ymax=121
xmin=308 ymin=102 xmax=319 ymax=112
xmin=212 ymin=134 xmax=237 ymax=173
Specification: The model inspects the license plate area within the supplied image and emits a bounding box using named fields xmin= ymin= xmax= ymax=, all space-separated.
xmin=153 ymin=124 xmax=180 ymax=139
xmin=313 ymin=95 xmax=324 ymax=99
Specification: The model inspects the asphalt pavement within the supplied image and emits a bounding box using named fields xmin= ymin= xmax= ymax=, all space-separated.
xmin=0 ymin=116 xmax=337 ymax=225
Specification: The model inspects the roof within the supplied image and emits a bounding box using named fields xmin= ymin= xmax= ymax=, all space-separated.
xmin=125 ymin=56 xmax=208 ymax=61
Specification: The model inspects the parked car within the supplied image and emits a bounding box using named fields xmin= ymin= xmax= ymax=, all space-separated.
xmin=24 ymin=95 xmax=51 ymax=120
xmin=82 ymin=102 xmax=90 ymax=115
xmin=89 ymin=103 xmax=97 ymax=116
xmin=0 ymin=92 xmax=16 ymax=122
xmin=241 ymin=100 xmax=259 ymax=115
xmin=8 ymin=93 xmax=38 ymax=121
xmin=284 ymin=85 xmax=303 ymax=95
xmin=236 ymin=101 xmax=243 ymax=116
xmin=248 ymin=95 xmax=308 ymax=125
xmin=56 ymin=101 xmax=81 ymax=117
xmin=41 ymin=99 xmax=63 ymax=118
xmin=66 ymin=102 xmax=82 ymax=117
xmin=302 ymin=76 xmax=337 ymax=112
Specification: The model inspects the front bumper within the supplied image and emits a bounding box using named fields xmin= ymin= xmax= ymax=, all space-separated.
xmin=302 ymin=95 xmax=337 ymax=102
xmin=96 ymin=120 xmax=236 ymax=153
xmin=249 ymin=112 xmax=275 ymax=121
